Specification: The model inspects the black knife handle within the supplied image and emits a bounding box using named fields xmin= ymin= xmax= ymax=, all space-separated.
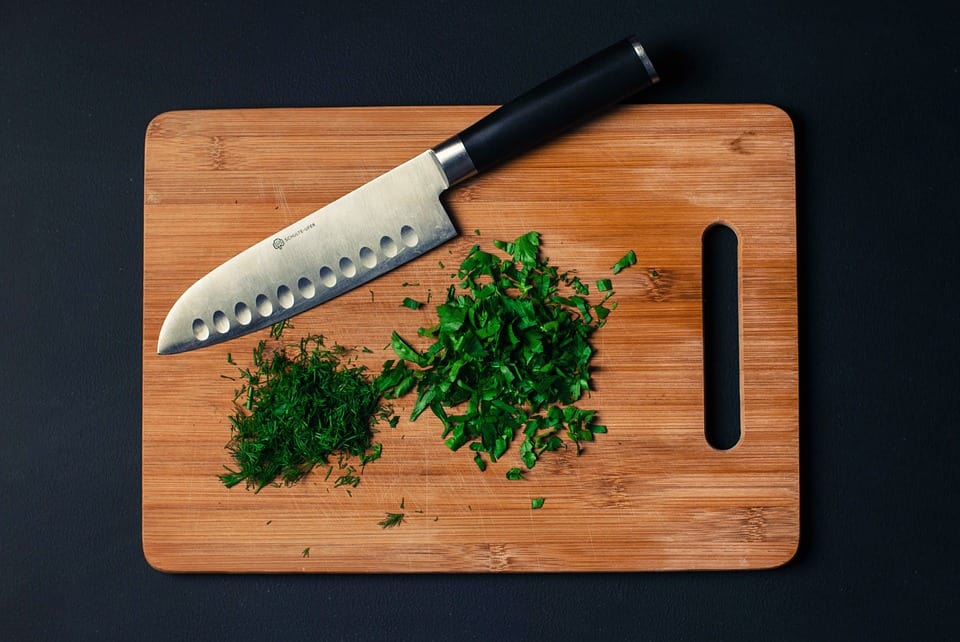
xmin=435 ymin=37 xmax=658 ymax=184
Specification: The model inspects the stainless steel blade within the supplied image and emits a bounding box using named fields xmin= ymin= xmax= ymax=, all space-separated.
xmin=157 ymin=151 xmax=454 ymax=354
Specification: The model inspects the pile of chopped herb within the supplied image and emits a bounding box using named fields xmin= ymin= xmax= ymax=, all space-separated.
xmin=220 ymin=332 xmax=388 ymax=491
xmin=378 ymin=231 xmax=616 ymax=473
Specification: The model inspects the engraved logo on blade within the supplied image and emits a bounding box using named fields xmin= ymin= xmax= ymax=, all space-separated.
xmin=274 ymin=222 xmax=317 ymax=250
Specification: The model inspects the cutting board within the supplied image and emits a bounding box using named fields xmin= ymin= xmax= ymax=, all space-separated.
xmin=142 ymin=104 xmax=798 ymax=572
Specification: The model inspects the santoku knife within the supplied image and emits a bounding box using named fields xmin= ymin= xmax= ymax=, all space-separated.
xmin=158 ymin=36 xmax=659 ymax=354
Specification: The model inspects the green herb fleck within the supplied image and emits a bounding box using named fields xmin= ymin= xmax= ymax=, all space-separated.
xmin=564 ymin=274 xmax=589 ymax=295
xmin=269 ymin=319 xmax=291 ymax=340
xmin=379 ymin=498 xmax=406 ymax=529
xmin=301 ymin=547 xmax=310 ymax=557
xmin=473 ymin=452 xmax=487 ymax=472
xmin=531 ymin=497 xmax=545 ymax=509
xmin=506 ymin=467 xmax=524 ymax=480
xmin=596 ymin=279 xmax=613 ymax=292
xmin=611 ymin=250 xmax=637 ymax=274
xmin=359 ymin=443 xmax=383 ymax=466
xmin=335 ymin=473 xmax=361 ymax=488
xmin=378 ymin=512 xmax=405 ymax=528
xmin=401 ymin=297 xmax=423 ymax=310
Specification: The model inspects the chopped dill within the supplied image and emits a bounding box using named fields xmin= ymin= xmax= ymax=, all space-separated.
xmin=359 ymin=443 xmax=383 ymax=467
xmin=269 ymin=319 xmax=291 ymax=340
xmin=378 ymin=512 xmax=404 ymax=528
xmin=334 ymin=473 xmax=361 ymax=488
xmin=219 ymin=334 xmax=391 ymax=492
xmin=378 ymin=497 xmax=406 ymax=528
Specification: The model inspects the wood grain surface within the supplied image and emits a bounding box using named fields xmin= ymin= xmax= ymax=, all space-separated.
xmin=142 ymin=104 xmax=798 ymax=572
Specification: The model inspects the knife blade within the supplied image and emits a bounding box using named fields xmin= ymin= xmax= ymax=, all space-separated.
xmin=158 ymin=36 xmax=659 ymax=354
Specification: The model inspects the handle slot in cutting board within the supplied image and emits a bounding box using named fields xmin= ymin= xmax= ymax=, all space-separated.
xmin=142 ymin=104 xmax=798 ymax=572
xmin=702 ymin=222 xmax=742 ymax=451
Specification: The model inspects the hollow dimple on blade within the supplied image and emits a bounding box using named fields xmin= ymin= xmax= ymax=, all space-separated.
xmin=157 ymin=151 xmax=455 ymax=354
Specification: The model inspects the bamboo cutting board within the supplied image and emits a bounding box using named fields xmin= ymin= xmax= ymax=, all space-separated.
xmin=142 ymin=104 xmax=798 ymax=572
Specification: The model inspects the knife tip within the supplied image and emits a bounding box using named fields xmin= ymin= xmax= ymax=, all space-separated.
xmin=156 ymin=310 xmax=192 ymax=355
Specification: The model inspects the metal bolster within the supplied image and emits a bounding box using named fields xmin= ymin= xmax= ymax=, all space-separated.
xmin=432 ymin=136 xmax=478 ymax=186
xmin=628 ymin=37 xmax=660 ymax=84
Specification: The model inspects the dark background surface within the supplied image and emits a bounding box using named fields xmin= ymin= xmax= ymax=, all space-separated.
xmin=2 ymin=1 xmax=958 ymax=639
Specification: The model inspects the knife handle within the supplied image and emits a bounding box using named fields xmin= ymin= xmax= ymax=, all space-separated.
xmin=434 ymin=37 xmax=658 ymax=185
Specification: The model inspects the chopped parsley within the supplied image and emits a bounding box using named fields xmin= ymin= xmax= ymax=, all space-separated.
xmin=379 ymin=231 xmax=612 ymax=473
xmin=611 ymin=250 xmax=637 ymax=274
